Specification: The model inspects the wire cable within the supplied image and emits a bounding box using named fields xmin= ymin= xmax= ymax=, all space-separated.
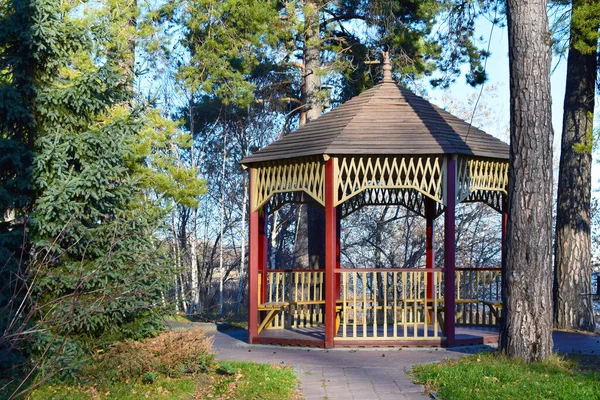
xmin=465 ymin=3 xmax=499 ymax=144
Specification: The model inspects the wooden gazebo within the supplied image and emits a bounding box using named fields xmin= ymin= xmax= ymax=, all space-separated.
xmin=241 ymin=56 xmax=509 ymax=348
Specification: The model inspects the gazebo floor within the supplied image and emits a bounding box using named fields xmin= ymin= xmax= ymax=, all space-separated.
xmin=254 ymin=325 xmax=500 ymax=348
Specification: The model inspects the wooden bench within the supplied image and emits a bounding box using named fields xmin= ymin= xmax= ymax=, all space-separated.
xmin=257 ymin=302 xmax=289 ymax=334
xmin=437 ymin=299 xmax=502 ymax=327
xmin=455 ymin=299 xmax=502 ymax=323
xmin=257 ymin=300 xmax=344 ymax=335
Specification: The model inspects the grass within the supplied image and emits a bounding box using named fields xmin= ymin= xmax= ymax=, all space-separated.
xmin=411 ymin=352 xmax=600 ymax=400
xmin=25 ymin=329 xmax=296 ymax=400
xmin=29 ymin=362 xmax=296 ymax=400
xmin=212 ymin=361 xmax=298 ymax=399
xmin=165 ymin=312 xmax=248 ymax=330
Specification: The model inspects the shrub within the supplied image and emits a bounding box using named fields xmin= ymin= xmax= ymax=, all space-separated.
xmin=86 ymin=328 xmax=214 ymax=383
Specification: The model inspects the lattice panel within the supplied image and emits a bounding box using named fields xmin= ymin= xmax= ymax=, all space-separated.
xmin=336 ymin=156 xmax=444 ymax=207
xmin=252 ymin=158 xmax=325 ymax=212
xmin=468 ymin=158 xmax=508 ymax=195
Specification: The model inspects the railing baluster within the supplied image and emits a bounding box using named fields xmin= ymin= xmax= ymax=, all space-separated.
xmin=282 ymin=272 xmax=286 ymax=303
xmin=268 ymin=273 xmax=272 ymax=303
xmin=275 ymin=272 xmax=279 ymax=303
xmin=383 ymin=271 xmax=388 ymax=338
xmin=307 ymin=272 xmax=311 ymax=303
xmin=353 ymin=271 xmax=357 ymax=338
xmin=393 ymin=271 xmax=398 ymax=338
xmin=434 ymin=271 xmax=439 ymax=338
xmin=469 ymin=269 xmax=473 ymax=325
xmin=342 ymin=272 xmax=347 ymax=338
xmin=402 ymin=271 xmax=407 ymax=337
xmin=476 ymin=270 xmax=480 ymax=325
xmin=373 ymin=271 xmax=378 ymax=338
xmin=424 ymin=270 xmax=428 ymax=338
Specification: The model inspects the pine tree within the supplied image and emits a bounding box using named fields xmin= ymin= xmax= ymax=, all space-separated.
xmin=553 ymin=0 xmax=599 ymax=332
xmin=501 ymin=0 xmax=555 ymax=362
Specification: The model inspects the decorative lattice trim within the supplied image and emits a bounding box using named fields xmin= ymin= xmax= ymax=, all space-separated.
xmin=467 ymin=158 xmax=508 ymax=195
xmin=251 ymin=158 xmax=324 ymax=212
xmin=456 ymin=156 xmax=471 ymax=203
xmin=336 ymin=156 xmax=444 ymax=207
xmin=456 ymin=157 xmax=508 ymax=206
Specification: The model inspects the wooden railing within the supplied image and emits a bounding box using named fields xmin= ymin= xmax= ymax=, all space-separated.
xmin=455 ymin=267 xmax=502 ymax=326
xmin=259 ymin=267 xmax=502 ymax=337
xmin=337 ymin=269 xmax=444 ymax=340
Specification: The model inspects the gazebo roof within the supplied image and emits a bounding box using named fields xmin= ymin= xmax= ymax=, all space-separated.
xmin=241 ymin=71 xmax=509 ymax=165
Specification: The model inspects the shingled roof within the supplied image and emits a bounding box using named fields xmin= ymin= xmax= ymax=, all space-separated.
xmin=241 ymin=61 xmax=509 ymax=166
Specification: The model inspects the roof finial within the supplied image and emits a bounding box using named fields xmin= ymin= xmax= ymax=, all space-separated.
xmin=382 ymin=51 xmax=393 ymax=83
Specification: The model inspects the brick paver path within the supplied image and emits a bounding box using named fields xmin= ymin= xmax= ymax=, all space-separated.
xmin=194 ymin=326 xmax=599 ymax=400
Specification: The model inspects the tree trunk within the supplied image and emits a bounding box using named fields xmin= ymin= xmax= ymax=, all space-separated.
xmin=237 ymin=174 xmax=248 ymax=313
xmin=189 ymin=99 xmax=200 ymax=314
xmin=553 ymin=0 xmax=597 ymax=332
xmin=294 ymin=0 xmax=325 ymax=269
xmin=171 ymin=211 xmax=181 ymax=312
xmin=218 ymin=131 xmax=228 ymax=314
xmin=500 ymin=0 xmax=554 ymax=362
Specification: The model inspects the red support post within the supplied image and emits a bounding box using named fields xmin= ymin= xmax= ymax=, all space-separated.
xmin=248 ymin=169 xmax=267 ymax=344
xmin=425 ymin=197 xmax=436 ymax=301
xmin=335 ymin=207 xmax=341 ymax=298
xmin=443 ymin=157 xmax=456 ymax=345
xmin=324 ymin=158 xmax=338 ymax=348
xmin=260 ymin=214 xmax=268 ymax=304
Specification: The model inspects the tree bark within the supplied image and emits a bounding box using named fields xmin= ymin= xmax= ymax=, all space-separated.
xmin=553 ymin=0 xmax=597 ymax=332
xmin=500 ymin=0 xmax=554 ymax=362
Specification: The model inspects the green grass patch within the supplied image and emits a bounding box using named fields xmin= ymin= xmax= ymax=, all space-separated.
xmin=212 ymin=361 xmax=297 ymax=400
xmin=29 ymin=362 xmax=296 ymax=400
xmin=411 ymin=353 xmax=600 ymax=400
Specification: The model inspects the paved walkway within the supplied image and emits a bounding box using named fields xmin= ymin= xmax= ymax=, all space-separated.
xmin=200 ymin=327 xmax=599 ymax=400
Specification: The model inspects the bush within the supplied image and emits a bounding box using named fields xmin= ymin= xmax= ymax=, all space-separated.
xmin=86 ymin=328 xmax=214 ymax=383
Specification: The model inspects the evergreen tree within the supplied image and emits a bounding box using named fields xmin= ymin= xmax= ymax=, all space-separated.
xmin=0 ymin=0 xmax=204 ymax=384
